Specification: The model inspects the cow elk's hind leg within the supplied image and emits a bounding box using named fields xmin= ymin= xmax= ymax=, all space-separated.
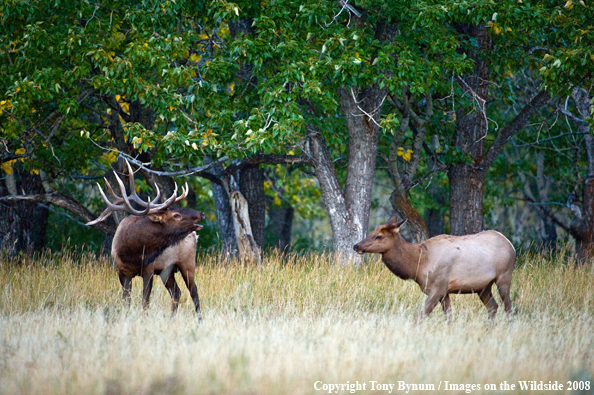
xmin=496 ymin=274 xmax=513 ymax=318
xmin=142 ymin=273 xmax=154 ymax=310
xmin=440 ymin=294 xmax=452 ymax=323
xmin=119 ymin=273 xmax=132 ymax=308
xmin=180 ymin=270 xmax=201 ymax=321
xmin=161 ymin=268 xmax=182 ymax=315
xmin=478 ymin=284 xmax=498 ymax=320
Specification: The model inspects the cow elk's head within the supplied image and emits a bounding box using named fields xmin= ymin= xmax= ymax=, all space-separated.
xmin=353 ymin=215 xmax=408 ymax=255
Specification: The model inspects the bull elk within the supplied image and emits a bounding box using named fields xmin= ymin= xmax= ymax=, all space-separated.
xmin=354 ymin=215 xmax=516 ymax=321
xmin=87 ymin=159 xmax=205 ymax=319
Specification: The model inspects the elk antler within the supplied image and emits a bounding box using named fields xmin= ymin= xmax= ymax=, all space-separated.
xmin=86 ymin=159 xmax=189 ymax=226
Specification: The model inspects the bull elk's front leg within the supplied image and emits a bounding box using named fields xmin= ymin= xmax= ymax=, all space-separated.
xmin=142 ymin=273 xmax=154 ymax=310
xmin=119 ymin=273 xmax=132 ymax=308
xmin=180 ymin=269 xmax=201 ymax=322
xmin=160 ymin=266 xmax=182 ymax=315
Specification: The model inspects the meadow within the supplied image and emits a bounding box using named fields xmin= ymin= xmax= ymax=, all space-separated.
xmin=1 ymin=248 xmax=593 ymax=395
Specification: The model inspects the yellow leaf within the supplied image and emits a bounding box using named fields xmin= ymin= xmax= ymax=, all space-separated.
xmin=564 ymin=0 xmax=574 ymax=8
xmin=144 ymin=43 xmax=148 ymax=47
xmin=115 ymin=94 xmax=121 ymax=102
xmin=189 ymin=53 xmax=201 ymax=62
xmin=15 ymin=148 xmax=26 ymax=155
xmin=30 ymin=169 xmax=39 ymax=175
xmin=507 ymin=27 xmax=512 ymax=32
xmin=123 ymin=79 xmax=127 ymax=83
xmin=1 ymin=161 xmax=15 ymax=174
xmin=169 ymin=105 xmax=174 ymax=111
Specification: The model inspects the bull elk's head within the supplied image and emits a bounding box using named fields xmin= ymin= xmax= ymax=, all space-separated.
xmin=86 ymin=159 xmax=204 ymax=229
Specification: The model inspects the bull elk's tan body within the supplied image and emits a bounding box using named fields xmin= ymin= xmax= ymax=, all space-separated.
xmin=354 ymin=216 xmax=516 ymax=320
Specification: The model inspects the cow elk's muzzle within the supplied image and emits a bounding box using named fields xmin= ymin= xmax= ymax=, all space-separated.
xmin=353 ymin=244 xmax=365 ymax=254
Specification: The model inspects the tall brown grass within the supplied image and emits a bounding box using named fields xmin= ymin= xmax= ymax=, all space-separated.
xmin=1 ymin=247 xmax=593 ymax=394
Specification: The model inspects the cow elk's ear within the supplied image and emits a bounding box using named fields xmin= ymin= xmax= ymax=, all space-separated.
xmin=385 ymin=218 xmax=408 ymax=234
xmin=395 ymin=218 xmax=408 ymax=232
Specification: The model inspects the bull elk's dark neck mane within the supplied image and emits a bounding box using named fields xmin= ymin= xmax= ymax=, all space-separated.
xmin=142 ymin=227 xmax=196 ymax=267
xmin=115 ymin=216 xmax=196 ymax=267
xmin=381 ymin=234 xmax=424 ymax=281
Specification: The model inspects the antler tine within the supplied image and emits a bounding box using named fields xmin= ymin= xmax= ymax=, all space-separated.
xmin=149 ymin=183 xmax=162 ymax=206
xmin=174 ymin=182 xmax=189 ymax=203
xmin=103 ymin=177 xmax=124 ymax=204
xmin=147 ymin=182 xmax=179 ymax=212
xmin=86 ymin=208 xmax=114 ymax=226
xmin=113 ymin=169 xmax=151 ymax=216
xmin=123 ymin=159 xmax=153 ymax=207
xmin=86 ymin=182 xmax=126 ymax=226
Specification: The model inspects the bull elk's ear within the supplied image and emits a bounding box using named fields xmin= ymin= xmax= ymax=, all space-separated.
xmin=147 ymin=208 xmax=169 ymax=223
xmin=147 ymin=213 xmax=164 ymax=223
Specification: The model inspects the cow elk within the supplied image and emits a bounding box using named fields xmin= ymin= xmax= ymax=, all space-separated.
xmin=353 ymin=215 xmax=516 ymax=321
xmin=86 ymin=159 xmax=205 ymax=320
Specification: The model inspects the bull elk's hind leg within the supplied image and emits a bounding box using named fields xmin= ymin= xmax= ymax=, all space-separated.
xmin=478 ymin=284 xmax=498 ymax=320
xmin=118 ymin=273 xmax=132 ymax=308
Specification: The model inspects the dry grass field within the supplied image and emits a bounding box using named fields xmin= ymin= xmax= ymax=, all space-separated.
xmin=1 ymin=248 xmax=593 ymax=394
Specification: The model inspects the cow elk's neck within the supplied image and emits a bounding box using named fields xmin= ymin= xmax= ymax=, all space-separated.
xmin=382 ymin=234 xmax=424 ymax=281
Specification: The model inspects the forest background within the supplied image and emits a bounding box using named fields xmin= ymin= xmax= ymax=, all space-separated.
xmin=1 ymin=0 xmax=593 ymax=262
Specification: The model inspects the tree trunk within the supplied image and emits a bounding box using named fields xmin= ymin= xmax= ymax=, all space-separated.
xmin=338 ymin=86 xmax=384 ymax=247
xmin=303 ymin=126 xmax=353 ymax=258
xmin=389 ymin=191 xmax=428 ymax=242
xmin=266 ymin=205 xmax=294 ymax=253
xmin=448 ymin=23 xmax=551 ymax=235
xmin=301 ymin=85 xmax=386 ymax=263
xmin=448 ymin=164 xmax=485 ymax=235
xmin=205 ymin=157 xmax=237 ymax=254
xmin=230 ymin=191 xmax=262 ymax=263
xmin=449 ymin=23 xmax=490 ymax=236
xmin=570 ymin=87 xmax=594 ymax=263
xmin=0 ymin=169 xmax=49 ymax=255
xmin=424 ymin=208 xmax=445 ymax=237
xmin=239 ymin=164 xmax=266 ymax=248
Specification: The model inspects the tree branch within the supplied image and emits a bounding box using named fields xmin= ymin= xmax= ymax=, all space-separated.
xmin=0 ymin=192 xmax=117 ymax=235
xmin=482 ymin=89 xmax=551 ymax=168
